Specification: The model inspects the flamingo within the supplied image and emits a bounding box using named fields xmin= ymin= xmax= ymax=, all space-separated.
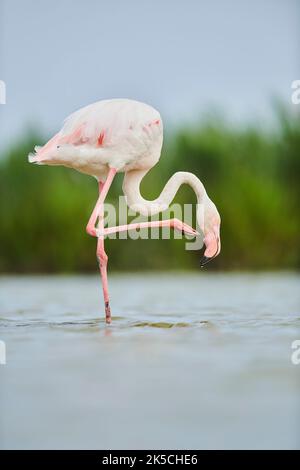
xmin=29 ymin=99 xmax=221 ymax=324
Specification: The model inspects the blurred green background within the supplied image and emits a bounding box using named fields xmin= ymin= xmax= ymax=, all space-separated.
xmin=1 ymin=104 xmax=299 ymax=273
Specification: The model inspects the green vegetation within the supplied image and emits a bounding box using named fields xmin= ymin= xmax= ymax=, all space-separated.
xmin=0 ymin=106 xmax=299 ymax=272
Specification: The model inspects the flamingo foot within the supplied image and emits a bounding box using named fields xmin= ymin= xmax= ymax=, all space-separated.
xmin=172 ymin=219 xmax=199 ymax=237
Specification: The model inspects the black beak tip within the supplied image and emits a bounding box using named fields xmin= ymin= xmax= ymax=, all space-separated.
xmin=200 ymin=255 xmax=211 ymax=268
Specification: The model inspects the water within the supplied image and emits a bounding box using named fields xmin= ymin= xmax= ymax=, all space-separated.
xmin=0 ymin=273 xmax=299 ymax=449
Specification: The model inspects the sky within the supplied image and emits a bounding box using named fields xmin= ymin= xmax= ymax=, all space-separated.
xmin=0 ymin=0 xmax=299 ymax=150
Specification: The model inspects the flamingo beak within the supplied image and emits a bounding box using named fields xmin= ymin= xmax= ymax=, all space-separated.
xmin=200 ymin=225 xmax=220 ymax=268
xmin=200 ymin=255 xmax=213 ymax=267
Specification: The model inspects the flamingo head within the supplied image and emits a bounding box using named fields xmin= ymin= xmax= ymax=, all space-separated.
xmin=200 ymin=199 xmax=221 ymax=267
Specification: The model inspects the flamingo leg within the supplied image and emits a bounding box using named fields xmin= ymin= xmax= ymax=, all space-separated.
xmin=96 ymin=217 xmax=111 ymax=324
xmin=98 ymin=218 xmax=199 ymax=237
xmin=86 ymin=168 xmax=117 ymax=324
xmin=86 ymin=168 xmax=117 ymax=237
xmin=95 ymin=216 xmax=197 ymax=324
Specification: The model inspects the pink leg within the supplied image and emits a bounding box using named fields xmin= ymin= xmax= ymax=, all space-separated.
xmin=96 ymin=225 xmax=111 ymax=324
xmin=86 ymin=168 xmax=117 ymax=237
xmin=86 ymin=168 xmax=117 ymax=324
xmin=98 ymin=218 xmax=199 ymax=237
xmin=96 ymin=217 xmax=197 ymax=324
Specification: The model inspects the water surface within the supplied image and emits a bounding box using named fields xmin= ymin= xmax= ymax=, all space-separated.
xmin=0 ymin=273 xmax=299 ymax=449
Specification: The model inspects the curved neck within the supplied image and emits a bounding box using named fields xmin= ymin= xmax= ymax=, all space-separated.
xmin=123 ymin=169 xmax=208 ymax=229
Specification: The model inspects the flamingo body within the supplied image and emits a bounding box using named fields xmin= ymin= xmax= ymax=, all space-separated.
xmin=29 ymin=99 xmax=163 ymax=180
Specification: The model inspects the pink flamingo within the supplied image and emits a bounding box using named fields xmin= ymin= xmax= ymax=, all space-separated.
xmin=29 ymin=99 xmax=221 ymax=324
